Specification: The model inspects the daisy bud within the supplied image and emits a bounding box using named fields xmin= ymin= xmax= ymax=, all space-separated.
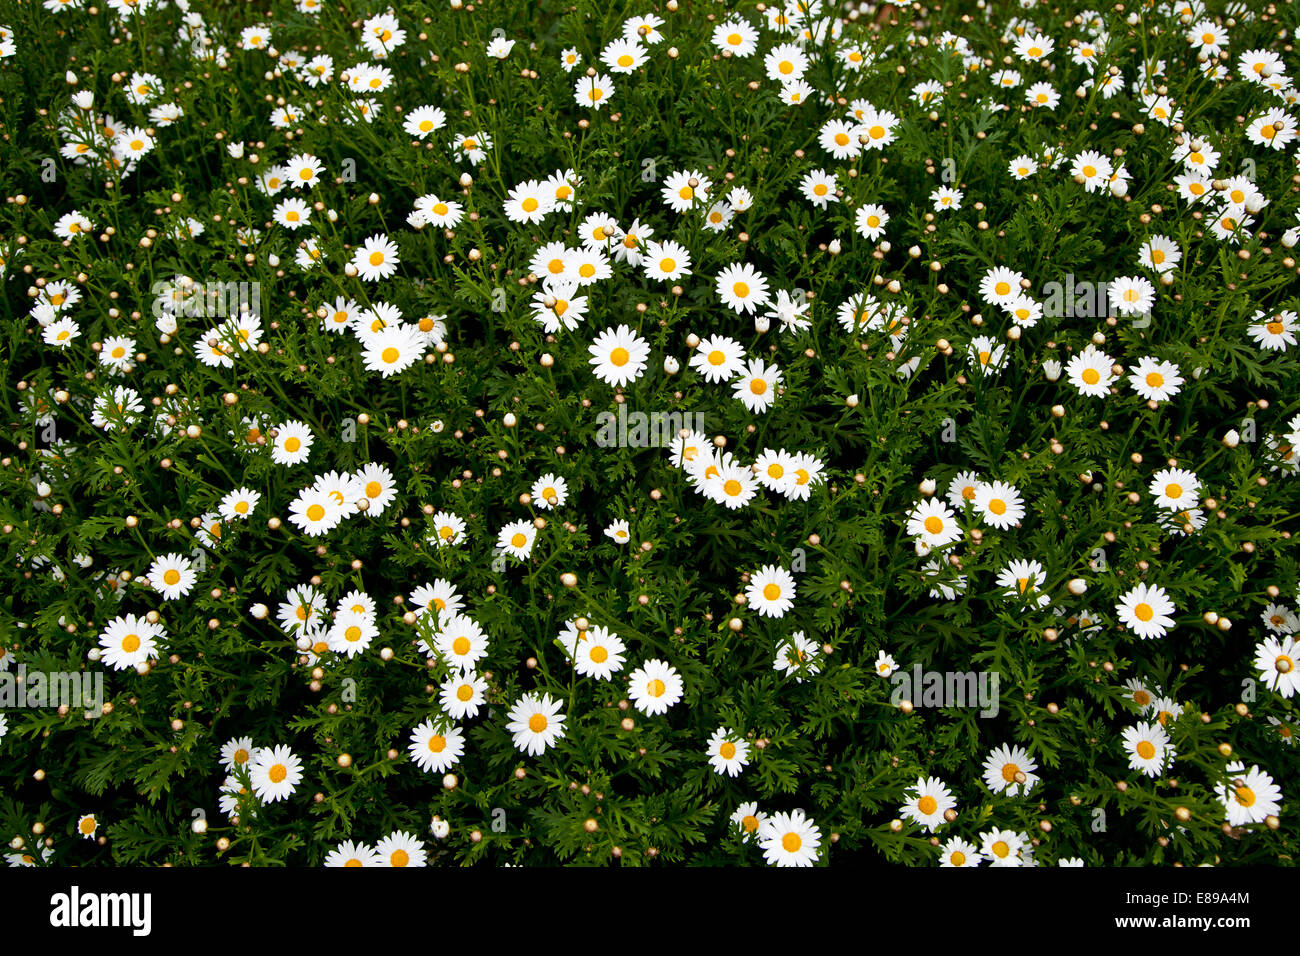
xmin=1007 ymin=325 xmax=1021 ymax=341
xmin=267 ymin=253 xmax=280 ymax=267
xmin=1281 ymin=229 xmax=1298 ymax=249
xmin=459 ymin=173 xmax=473 ymax=188
xmin=1067 ymin=578 xmax=1087 ymax=595
xmin=1203 ymin=611 xmax=1219 ymax=625
xmin=344 ymin=263 xmax=358 ymax=277
xmin=250 ymin=603 xmax=269 ymax=620
xmin=827 ymin=239 xmax=841 ymax=255
xmin=685 ymin=333 xmax=700 ymax=348
xmin=728 ymin=617 xmax=743 ymax=632
xmin=887 ymin=279 xmax=901 ymax=293
xmin=560 ymin=573 xmax=577 ymax=588
xmin=443 ymin=774 xmax=458 ymax=790
xmin=667 ymin=46 xmax=679 ymax=59
xmin=1217 ymin=743 xmax=1232 ymax=757
xmin=889 ymin=819 xmax=904 ymax=833
xmin=754 ymin=315 xmax=770 ymax=333
xmin=539 ymin=353 xmax=554 ymax=367
xmin=1042 ymin=360 xmax=1062 ymax=381
xmin=1217 ymin=617 xmax=1231 ymax=631
xmin=914 ymin=539 xmax=931 ymax=557
xmin=1110 ymin=179 xmax=1128 ymax=198
xmin=503 ymin=412 xmax=517 ymax=428
xmin=919 ymin=478 xmax=936 ymax=496
xmin=431 ymin=817 xmax=450 ymax=839
xmin=663 ymin=356 xmax=680 ymax=374
xmin=846 ymin=394 xmax=859 ymax=408
xmin=1051 ymin=404 xmax=1065 ymax=418
xmin=1222 ymin=430 xmax=1240 ymax=448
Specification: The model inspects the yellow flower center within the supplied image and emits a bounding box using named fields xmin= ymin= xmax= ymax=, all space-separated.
xmin=528 ymin=714 xmax=548 ymax=733
xmin=511 ymin=532 xmax=526 ymax=548
xmin=763 ymin=583 xmax=781 ymax=601
xmin=122 ymin=634 xmax=141 ymax=653
xmin=1081 ymin=368 xmax=1100 ymax=385
xmin=924 ymin=516 xmax=943 ymax=534
xmin=269 ymin=764 xmax=287 ymax=784
xmin=1136 ymin=741 xmax=1156 ymax=760
xmin=306 ymin=504 xmax=325 ymax=522
xmin=163 ymin=569 xmax=181 ymax=586
xmin=647 ymin=678 xmax=666 ymax=697
xmin=782 ymin=833 xmax=802 ymax=852
xmin=720 ymin=742 xmax=736 ymax=760
xmin=381 ymin=346 xmax=400 ymax=364
xmin=1134 ymin=602 xmax=1154 ymax=622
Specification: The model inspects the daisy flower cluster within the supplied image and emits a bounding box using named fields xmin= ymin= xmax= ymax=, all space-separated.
xmin=0 ymin=0 xmax=1297 ymax=871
